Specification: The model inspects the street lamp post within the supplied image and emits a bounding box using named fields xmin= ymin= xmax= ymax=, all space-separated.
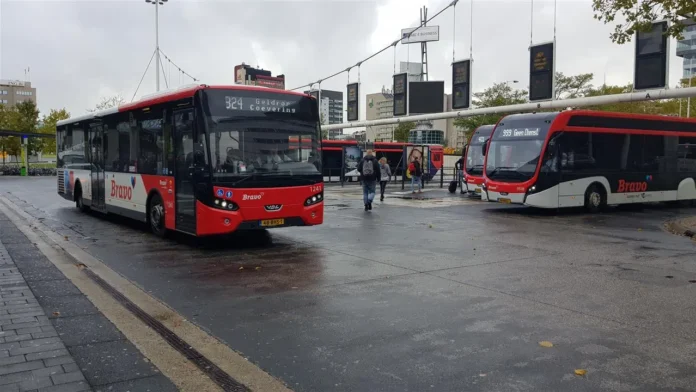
xmin=146 ymin=0 xmax=168 ymax=92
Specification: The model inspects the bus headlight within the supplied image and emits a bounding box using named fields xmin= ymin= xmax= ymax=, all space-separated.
xmin=527 ymin=185 xmax=537 ymax=194
xmin=305 ymin=192 xmax=323 ymax=206
xmin=214 ymin=198 xmax=239 ymax=211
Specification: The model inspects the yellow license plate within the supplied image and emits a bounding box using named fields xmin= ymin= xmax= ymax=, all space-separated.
xmin=260 ymin=219 xmax=285 ymax=227
xmin=474 ymin=188 xmax=481 ymax=193
xmin=498 ymin=198 xmax=511 ymax=204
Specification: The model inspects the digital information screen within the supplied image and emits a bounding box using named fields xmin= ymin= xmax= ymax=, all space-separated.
xmin=393 ymin=73 xmax=408 ymax=116
xmin=452 ymin=60 xmax=471 ymax=109
xmin=634 ymin=21 xmax=667 ymax=90
xmin=346 ymin=83 xmax=359 ymax=122
xmin=409 ymin=81 xmax=445 ymax=114
xmin=529 ymin=42 xmax=554 ymax=101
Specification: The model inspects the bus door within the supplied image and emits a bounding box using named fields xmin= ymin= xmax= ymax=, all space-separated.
xmin=173 ymin=109 xmax=197 ymax=233
xmin=538 ymin=134 xmax=561 ymax=204
xmin=89 ymin=123 xmax=106 ymax=211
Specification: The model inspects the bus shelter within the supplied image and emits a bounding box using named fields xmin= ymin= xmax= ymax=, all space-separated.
xmin=0 ymin=129 xmax=54 ymax=176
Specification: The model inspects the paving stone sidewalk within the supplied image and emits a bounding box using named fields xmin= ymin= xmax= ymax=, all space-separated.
xmin=0 ymin=210 xmax=177 ymax=392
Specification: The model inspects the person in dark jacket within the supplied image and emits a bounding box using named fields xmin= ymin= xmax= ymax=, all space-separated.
xmin=357 ymin=150 xmax=381 ymax=211
xmin=455 ymin=156 xmax=464 ymax=192
xmin=410 ymin=156 xmax=422 ymax=193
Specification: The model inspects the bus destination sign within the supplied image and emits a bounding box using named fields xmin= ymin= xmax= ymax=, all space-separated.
xmin=225 ymin=96 xmax=297 ymax=113
xmin=499 ymin=128 xmax=540 ymax=138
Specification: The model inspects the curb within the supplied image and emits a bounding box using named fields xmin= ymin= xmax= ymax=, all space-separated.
xmin=665 ymin=219 xmax=696 ymax=238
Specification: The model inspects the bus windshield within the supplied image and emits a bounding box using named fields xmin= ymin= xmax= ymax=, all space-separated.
xmin=202 ymin=89 xmax=322 ymax=186
xmin=486 ymin=139 xmax=545 ymax=181
xmin=466 ymin=127 xmax=493 ymax=175
xmin=485 ymin=115 xmax=553 ymax=182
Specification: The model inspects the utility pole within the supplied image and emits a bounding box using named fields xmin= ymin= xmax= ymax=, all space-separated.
xmin=146 ymin=0 xmax=168 ymax=91
xmin=420 ymin=5 xmax=429 ymax=82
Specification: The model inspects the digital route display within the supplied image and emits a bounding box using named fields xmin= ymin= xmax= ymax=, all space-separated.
xmin=529 ymin=42 xmax=554 ymax=101
xmin=393 ymin=73 xmax=408 ymax=116
xmin=452 ymin=59 xmax=471 ymax=109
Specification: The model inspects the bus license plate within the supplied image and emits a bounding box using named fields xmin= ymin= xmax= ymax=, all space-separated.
xmin=261 ymin=219 xmax=285 ymax=227
xmin=474 ymin=188 xmax=481 ymax=193
xmin=498 ymin=198 xmax=511 ymax=204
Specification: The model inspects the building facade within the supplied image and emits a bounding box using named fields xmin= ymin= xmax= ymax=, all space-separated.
xmin=365 ymin=88 xmax=396 ymax=142
xmin=677 ymin=20 xmax=696 ymax=79
xmin=0 ymin=80 xmax=36 ymax=107
xmin=234 ymin=63 xmax=285 ymax=89
xmin=304 ymin=89 xmax=344 ymax=139
xmin=400 ymin=62 xmax=423 ymax=82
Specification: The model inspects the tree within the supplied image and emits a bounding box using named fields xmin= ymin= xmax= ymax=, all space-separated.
xmin=37 ymin=109 xmax=70 ymax=155
xmin=88 ymin=94 xmax=125 ymax=113
xmin=0 ymin=106 xmax=21 ymax=163
xmin=14 ymin=101 xmax=42 ymax=155
xmin=393 ymin=122 xmax=416 ymax=142
xmin=453 ymin=82 xmax=527 ymax=140
xmin=592 ymin=0 xmax=696 ymax=44
xmin=555 ymin=72 xmax=594 ymax=100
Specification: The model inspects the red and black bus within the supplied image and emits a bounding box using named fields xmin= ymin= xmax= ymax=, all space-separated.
xmin=57 ymin=84 xmax=324 ymax=236
xmin=481 ymin=110 xmax=696 ymax=211
xmin=463 ymin=124 xmax=495 ymax=196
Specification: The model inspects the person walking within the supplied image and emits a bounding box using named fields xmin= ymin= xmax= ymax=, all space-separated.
xmin=357 ymin=149 xmax=381 ymax=211
xmin=378 ymin=157 xmax=391 ymax=202
xmin=455 ymin=156 xmax=465 ymax=194
xmin=409 ymin=156 xmax=423 ymax=193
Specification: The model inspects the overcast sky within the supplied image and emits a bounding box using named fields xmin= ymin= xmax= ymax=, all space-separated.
xmin=0 ymin=0 xmax=688 ymax=127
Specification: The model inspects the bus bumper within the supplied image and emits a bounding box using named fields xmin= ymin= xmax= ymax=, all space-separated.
xmin=484 ymin=190 xmax=525 ymax=205
xmin=195 ymin=201 xmax=324 ymax=236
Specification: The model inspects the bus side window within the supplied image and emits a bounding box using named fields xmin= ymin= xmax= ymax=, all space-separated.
xmin=541 ymin=136 xmax=559 ymax=172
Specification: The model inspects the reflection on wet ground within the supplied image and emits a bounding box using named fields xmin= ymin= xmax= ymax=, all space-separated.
xmin=3 ymin=177 xmax=696 ymax=391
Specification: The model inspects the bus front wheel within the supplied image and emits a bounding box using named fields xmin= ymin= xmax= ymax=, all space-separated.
xmin=584 ymin=184 xmax=606 ymax=213
xmin=148 ymin=194 xmax=167 ymax=238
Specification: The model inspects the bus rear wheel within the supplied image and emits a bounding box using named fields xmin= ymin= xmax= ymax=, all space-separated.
xmin=75 ymin=184 xmax=89 ymax=213
xmin=148 ymin=194 xmax=167 ymax=238
xmin=584 ymin=184 xmax=606 ymax=213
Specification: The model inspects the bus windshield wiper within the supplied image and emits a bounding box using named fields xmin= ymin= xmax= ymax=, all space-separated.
xmin=488 ymin=166 xmax=514 ymax=176
xmin=231 ymin=174 xmax=255 ymax=186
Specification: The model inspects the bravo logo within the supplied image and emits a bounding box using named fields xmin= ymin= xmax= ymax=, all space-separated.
xmin=111 ymin=180 xmax=133 ymax=200
xmin=242 ymin=192 xmax=264 ymax=201
xmin=617 ymin=179 xmax=648 ymax=193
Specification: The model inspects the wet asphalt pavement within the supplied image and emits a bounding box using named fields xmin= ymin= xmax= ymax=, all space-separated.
xmin=2 ymin=177 xmax=696 ymax=391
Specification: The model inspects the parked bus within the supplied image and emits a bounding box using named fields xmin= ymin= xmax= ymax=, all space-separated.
xmin=481 ymin=111 xmax=696 ymax=211
xmin=57 ymin=84 xmax=324 ymax=237
xmin=320 ymin=140 xmax=443 ymax=182
xmin=463 ymin=124 xmax=495 ymax=196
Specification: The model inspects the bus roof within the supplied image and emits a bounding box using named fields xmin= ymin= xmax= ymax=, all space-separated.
xmin=497 ymin=112 xmax=560 ymax=126
xmin=473 ymin=124 xmax=495 ymax=135
xmin=57 ymin=84 xmax=313 ymax=127
xmin=498 ymin=110 xmax=696 ymax=131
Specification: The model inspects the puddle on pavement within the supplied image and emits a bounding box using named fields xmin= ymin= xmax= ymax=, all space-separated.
xmin=186 ymin=246 xmax=324 ymax=294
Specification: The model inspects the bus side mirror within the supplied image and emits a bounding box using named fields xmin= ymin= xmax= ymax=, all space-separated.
xmin=481 ymin=141 xmax=488 ymax=156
